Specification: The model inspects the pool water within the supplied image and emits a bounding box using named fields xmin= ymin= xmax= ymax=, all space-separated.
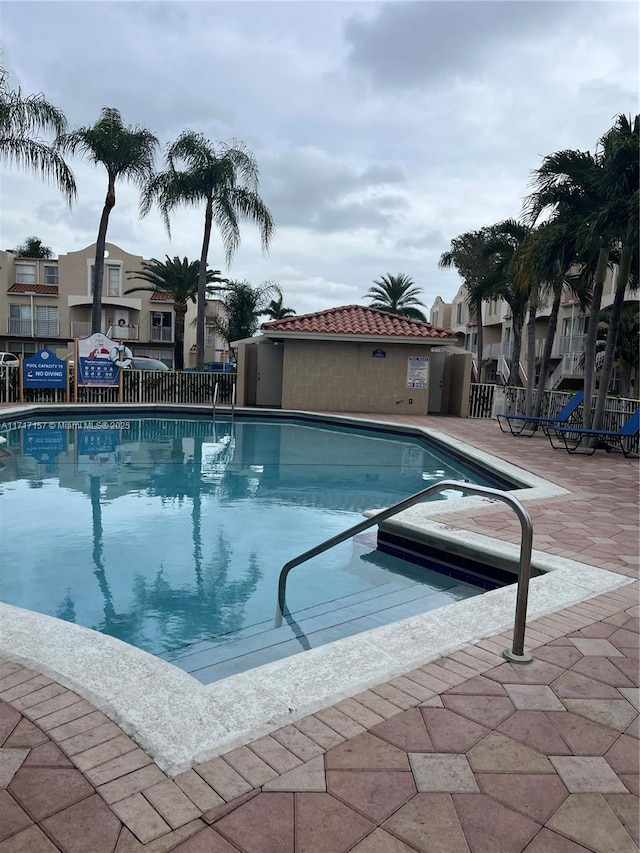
xmin=0 ymin=416 xmax=514 ymax=682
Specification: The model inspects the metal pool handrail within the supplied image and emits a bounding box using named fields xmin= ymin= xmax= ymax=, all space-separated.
xmin=275 ymin=480 xmax=534 ymax=663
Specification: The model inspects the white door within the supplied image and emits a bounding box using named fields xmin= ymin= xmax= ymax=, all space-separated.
xmin=428 ymin=353 xmax=445 ymax=413
xmin=256 ymin=345 xmax=284 ymax=407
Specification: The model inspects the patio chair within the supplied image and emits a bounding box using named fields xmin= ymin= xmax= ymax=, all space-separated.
xmin=497 ymin=391 xmax=584 ymax=437
xmin=545 ymin=408 xmax=640 ymax=457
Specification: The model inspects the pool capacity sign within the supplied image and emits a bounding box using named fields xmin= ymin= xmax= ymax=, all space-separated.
xmin=77 ymin=333 xmax=120 ymax=387
xmin=22 ymin=349 xmax=67 ymax=389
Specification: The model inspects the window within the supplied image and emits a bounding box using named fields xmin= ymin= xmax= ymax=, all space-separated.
xmin=35 ymin=306 xmax=59 ymax=336
xmin=456 ymin=303 xmax=463 ymax=324
xmin=10 ymin=303 xmax=30 ymax=320
xmin=107 ymin=265 xmax=121 ymax=296
xmin=44 ymin=266 xmax=59 ymax=285
xmin=90 ymin=264 xmax=121 ymax=296
xmin=432 ymin=311 xmax=439 ymax=326
xmin=151 ymin=311 xmax=172 ymax=341
xmin=206 ymin=324 xmax=216 ymax=347
xmin=16 ymin=264 xmax=36 ymax=284
xmin=8 ymin=303 xmax=31 ymax=334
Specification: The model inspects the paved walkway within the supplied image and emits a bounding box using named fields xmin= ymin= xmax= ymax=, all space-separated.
xmin=0 ymin=416 xmax=638 ymax=852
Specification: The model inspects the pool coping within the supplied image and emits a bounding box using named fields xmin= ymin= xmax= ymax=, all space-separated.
xmin=0 ymin=404 xmax=632 ymax=775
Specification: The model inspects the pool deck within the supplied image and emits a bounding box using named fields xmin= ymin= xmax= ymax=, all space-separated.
xmin=0 ymin=413 xmax=638 ymax=852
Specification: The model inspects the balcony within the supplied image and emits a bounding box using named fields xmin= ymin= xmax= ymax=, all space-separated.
xmin=109 ymin=324 xmax=139 ymax=341
xmin=482 ymin=342 xmax=513 ymax=360
xmin=559 ymin=334 xmax=586 ymax=355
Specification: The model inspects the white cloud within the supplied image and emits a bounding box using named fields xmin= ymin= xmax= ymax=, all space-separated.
xmin=1 ymin=0 xmax=637 ymax=318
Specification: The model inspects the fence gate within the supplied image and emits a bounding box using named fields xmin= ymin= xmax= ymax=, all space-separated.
xmin=468 ymin=383 xmax=495 ymax=418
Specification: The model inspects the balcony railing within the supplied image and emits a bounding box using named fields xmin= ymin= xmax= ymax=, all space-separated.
xmin=559 ymin=333 xmax=586 ymax=355
xmin=6 ymin=318 xmax=60 ymax=336
xmin=7 ymin=318 xmax=32 ymax=335
xmin=70 ymin=321 xmax=93 ymax=338
xmin=109 ymin=324 xmax=139 ymax=341
xmin=150 ymin=326 xmax=174 ymax=343
xmin=482 ymin=342 xmax=513 ymax=360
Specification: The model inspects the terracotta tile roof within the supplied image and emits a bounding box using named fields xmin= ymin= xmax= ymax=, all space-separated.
xmin=150 ymin=291 xmax=174 ymax=301
xmin=8 ymin=283 xmax=58 ymax=295
xmin=261 ymin=305 xmax=455 ymax=339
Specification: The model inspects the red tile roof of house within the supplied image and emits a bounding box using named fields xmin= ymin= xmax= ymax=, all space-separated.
xmin=261 ymin=305 xmax=455 ymax=339
xmin=150 ymin=291 xmax=174 ymax=301
xmin=8 ymin=283 xmax=58 ymax=295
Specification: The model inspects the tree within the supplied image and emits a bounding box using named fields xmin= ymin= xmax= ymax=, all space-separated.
xmin=363 ymin=274 xmax=427 ymax=321
xmin=213 ymin=279 xmax=278 ymax=348
xmin=58 ymin=108 xmax=159 ymax=334
xmin=13 ymin=236 xmax=53 ymax=258
xmin=0 ymin=64 xmax=76 ymax=203
xmin=125 ymin=256 xmax=221 ymax=370
xmin=439 ymin=228 xmax=498 ymax=382
xmin=141 ymin=132 xmax=275 ymax=370
xmin=482 ymin=220 xmax=533 ymax=387
xmin=263 ymin=283 xmax=296 ymax=320
xmin=525 ymin=116 xmax=639 ymax=429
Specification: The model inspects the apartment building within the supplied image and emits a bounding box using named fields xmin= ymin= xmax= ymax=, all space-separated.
xmin=0 ymin=242 xmax=224 ymax=368
xmin=183 ymin=295 xmax=231 ymax=368
xmin=431 ymin=265 xmax=638 ymax=393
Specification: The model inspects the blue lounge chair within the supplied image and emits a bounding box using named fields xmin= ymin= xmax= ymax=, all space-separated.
xmin=497 ymin=391 xmax=584 ymax=437
xmin=546 ymin=408 xmax=640 ymax=456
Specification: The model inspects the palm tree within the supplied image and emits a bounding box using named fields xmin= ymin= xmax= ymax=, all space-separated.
xmin=439 ymin=228 xmax=498 ymax=382
xmin=589 ymin=115 xmax=638 ymax=428
xmin=213 ymin=279 xmax=279 ymax=348
xmin=141 ymin=132 xmax=275 ymax=370
xmin=14 ymin=236 xmax=54 ymax=258
xmin=125 ymin=256 xmax=221 ymax=370
xmin=525 ymin=117 xmax=638 ymax=429
xmin=0 ymin=65 xmax=76 ymax=204
xmin=58 ymin=108 xmax=159 ymax=334
xmin=263 ymin=283 xmax=296 ymax=320
xmin=482 ymin=220 xmax=533 ymax=387
xmin=363 ymin=274 xmax=427 ymax=321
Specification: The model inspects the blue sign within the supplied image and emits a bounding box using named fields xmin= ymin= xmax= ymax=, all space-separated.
xmin=22 ymin=349 xmax=67 ymax=389
xmin=23 ymin=426 xmax=67 ymax=462
xmin=77 ymin=427 xmax=120 ymax=455
xmin=372 ymin=349 xmax=387 ymax=358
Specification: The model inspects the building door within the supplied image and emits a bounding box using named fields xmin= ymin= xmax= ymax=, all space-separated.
xmin=428 ymin=353 xmax=445 ymax=413
xmin=256 ymin=344 xmax=284 ymax=407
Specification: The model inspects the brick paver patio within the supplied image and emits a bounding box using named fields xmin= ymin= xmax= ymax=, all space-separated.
xmin=0 ymin=416 xmax=638 ymax=852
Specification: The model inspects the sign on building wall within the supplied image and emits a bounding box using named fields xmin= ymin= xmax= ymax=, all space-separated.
xmin=22 ymin=349 xmax=67 ymax=389
xmin=407 ymin=356 xmax=429 ymax=389
xmin=371 ymin=349 xmax=386 ymax=358
xmin=77 ymin=334 xmax=120 ymax=387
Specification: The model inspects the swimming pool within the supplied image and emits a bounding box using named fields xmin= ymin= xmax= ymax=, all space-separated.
xmin=0 ymin=414 xmax=517 ymax=682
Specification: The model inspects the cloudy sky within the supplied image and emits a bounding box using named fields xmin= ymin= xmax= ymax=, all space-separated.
xmin=1 ymin=0 xmax=637 ymax=317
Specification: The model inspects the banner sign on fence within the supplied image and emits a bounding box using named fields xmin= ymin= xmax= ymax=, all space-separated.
xmin=22 ymin=349 xmax=67 ymax=389
xmin=23 ymin=425 xmax=67 ymax=462
xmin=77 ymin=334 xmax=120 ymax=387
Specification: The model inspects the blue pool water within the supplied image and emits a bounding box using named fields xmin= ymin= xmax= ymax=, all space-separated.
xmin=0 ymin=415 xmax=515 ymax=682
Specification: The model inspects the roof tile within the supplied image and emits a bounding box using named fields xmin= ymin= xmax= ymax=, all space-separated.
xmin=262 ymin=305 xmax=455 ymax=339
xmin=8 ymin=283 xmax=58 ymax=295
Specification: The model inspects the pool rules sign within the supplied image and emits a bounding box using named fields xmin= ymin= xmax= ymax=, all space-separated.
xmin=407 ymin=356 xmax=428 ymax=389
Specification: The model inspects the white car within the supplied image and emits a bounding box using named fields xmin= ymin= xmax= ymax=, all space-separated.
xmin=0 ymin=352 xmax=19 ymax=367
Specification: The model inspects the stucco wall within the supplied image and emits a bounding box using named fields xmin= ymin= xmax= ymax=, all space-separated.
xmin=280 ymin=339 xmax=435 ymax=414
xmin=445 ymin=352 xmax=473 ymax=417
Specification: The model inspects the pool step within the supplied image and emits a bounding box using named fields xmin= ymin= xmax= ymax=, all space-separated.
xmin=166 ymin=569 xmax=476 ymax=684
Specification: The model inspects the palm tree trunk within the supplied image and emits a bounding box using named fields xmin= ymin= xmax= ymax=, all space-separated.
xmin=92 ymin=176 xmax=115 ymax=334
xmin=582 ymin=248 xmax=609 ymax=429
xmin=533 ymin=279 xmax=562 ymax=417
xmin=592 ymin=245 xmax=632 ymax=430
xmin=508 ymin=316 xmax=524 ymax=387
xmin=173 ymin=304 xmax=187 ymax=370
xmin=525 ymin=306 xmax=537 ymax=416
xmin=476 ymin=309 xmax=484 ymax=384
xmin=196 ymin=196 xmax=214 ymax=372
